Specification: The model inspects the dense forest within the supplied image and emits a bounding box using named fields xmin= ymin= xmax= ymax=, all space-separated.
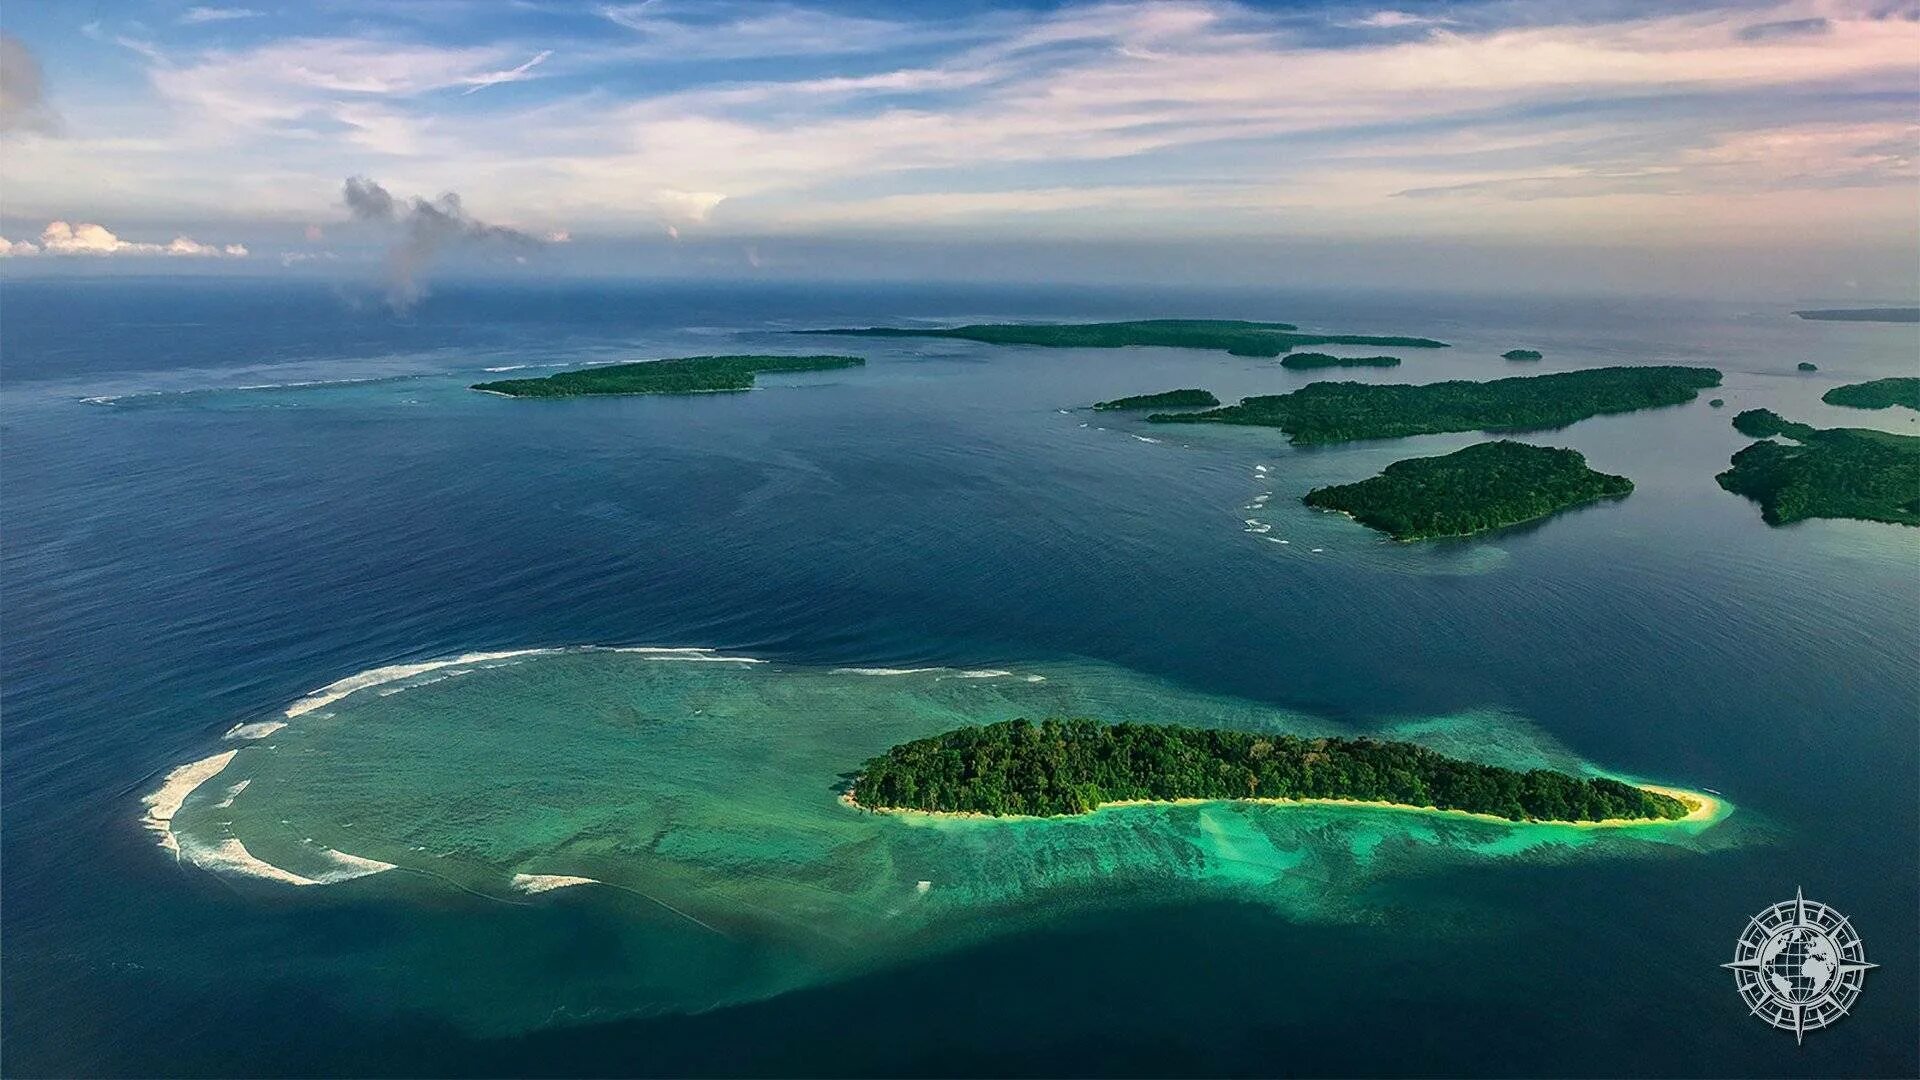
xmin=1092 ymin=388 xmax=1220 ymax=410
xmin=1823 ymin=378 xmax=1920 ymax=411
xmin=1280 ymin=352 xmax=1400 ymax=369
xmin=1149 ymin=365 xmax=1721 ymax=444
xmin=1717 ymin=409 xmax=1920 ymax=526
xmin=1303 ymin=441 xmax=1633 ymax=540
xmin=850 ymin=717 xmax=1692 ymax=822
xmin=1502 ymin=349 xmax=1543 ymax=361
xmin=472 ymin=355 xmax=864 ymax=397
xmin=795 ymin=319 xmax=1449 ymax=357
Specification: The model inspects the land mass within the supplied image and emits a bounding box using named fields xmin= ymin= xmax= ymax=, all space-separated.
xmin=1717 ymin=409 xmax=1920 ymax=527
xmin=1281 ymin=352 xmax=1400 ymax=369
xmin=1149 ymin=365 xmax=1722 ymax=444
xmin=1303 ymin=441 xmax=1632 ymax=541
xmin=1792 ymin=308 xmax=1920 ymax=323
xmin=849 ymin=717 xmax=1692 ymax=822
xmin=795 ymin=319 xmax=1448 ymax=357
xmin=1503 ymin=349 xmax=1544 ymax=361
xmin=1823 ymin=378 xmax=1920 ymax=412
xmin=472 ymin=355 xmax=864 ymax=397
xmin=1093 ymin=388 xmax=1220 ymax=411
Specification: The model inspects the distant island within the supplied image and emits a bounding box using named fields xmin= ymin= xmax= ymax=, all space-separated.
xmin=1280 ymin=352 xmax=1400 ymax=370
xmin=794 ymin=319 xmax=1449 ymax=358
xmin=1503 ymin=349 xmax=1544 ymax=361
xmin=1797 ymin=362 xmax=1819 ymax=372
xmin=472 ymin=355 xmax=864 ymax=397
xmin=1718 ymin=410 xmax=1920 ymax=527
xmin=1823 ymin=378 xmax=1920 ymax=411
xmin=1793 ymin=308 xmax=1920 ymax=323
xmin=1710 ymin=399 xmax=1726 ymax=408
xmin=847 ymin=717 xmax=1694 ymax=823
xmin=1303 ymin=441 xmax=1633 ymax=541
xmin=1092 ymin=388 xmax=1219 ymax=411
xmin=1149 ymin=365 xmax=1722 ymax=444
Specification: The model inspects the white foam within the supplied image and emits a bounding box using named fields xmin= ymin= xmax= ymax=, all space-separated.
xmin=212 ymin=779 xmax=251 ymax=810
xmin=915 ymin=880 xmax=933 ymax=894
xmin=834 ymin=666 xmax=945 ymax=676
xmin=178 ymin=835 xmax=396 ymax=886
xmin=512 ymin=873 xmax=600 ymax=894
xmin=223 ymin=720 xmax=286 ymax=741
xmin=142 ymin=750 xmax=238 ymax=854
xmin=314 ymin=848 xmax=399 ymax=880
xmin=950 ymin=669 xmax=1012 ymax=679
xmin=1311 ymin=547 xmax=1325 ymax=553
xmin=1025 ymin=675 xmax=1046 ymax=683
xmin=285 ymin=649 xmax=556 ymax=718
xmin=1264 ymin=537 xmax=1289 ymax=544
xmin=1254 ymin=465 xmax=1269 ymax=473
xmin=483 ymin=364 xmax=533 ymax=372
xmin=1130 ymin=435 xmax=1162 ymax=444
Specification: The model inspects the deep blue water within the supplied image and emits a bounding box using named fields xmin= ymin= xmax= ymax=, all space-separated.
xmin=2 ymin=277 xmax=1915 ymax=1077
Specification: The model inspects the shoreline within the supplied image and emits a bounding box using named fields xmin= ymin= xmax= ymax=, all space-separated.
xmin=839 ymin=783 xmax=1721 ymax=829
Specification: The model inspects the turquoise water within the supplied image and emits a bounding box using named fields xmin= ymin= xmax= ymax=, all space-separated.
xmin=158 ymin=650 xmax=1739 ymax=1033
xmin=3 ymin=280 xmax=1914 ymax=1075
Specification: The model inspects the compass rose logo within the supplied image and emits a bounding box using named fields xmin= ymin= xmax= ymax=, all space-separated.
xmin=1724 ymin=888 xmax=1875 ymax=1043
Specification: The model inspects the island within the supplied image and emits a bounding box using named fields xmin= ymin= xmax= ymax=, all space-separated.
xmin=1503 ymin=349 xmax=1544 ymax=361
xmin=794 ymin=319 xmax=1449 ymax=358
xmin=1793 ymin=308 xmax=1920 ymax=323
xmin=1797 ymin=362 xmax=1819 ymax=372
xmin=472 ymin=355 xmax=864 ymax=397
xmin=1717 ymin=410 xmax=1920 ymax=527
xmin=1092 ymin=388 xmax=1220 ymax=411
xmin=847 ymin=717 xmax=1693 ymax=822
xmin=1149 ymin=365 xmax=1722 ymax=444
xmin=1823 ymin=378 xmax=1920 ymax=411
xmin=1710 ymin=399 xmax=1726 ymax=408
xmin=1302 ymin=441 xmax=1633 ymax=541
xmin=1280 ymin=352 xmax=1400 ymax=370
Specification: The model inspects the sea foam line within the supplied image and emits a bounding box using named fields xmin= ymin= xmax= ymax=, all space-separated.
xmin=179 ymin=835 xmax=397 ymax=886
xmin=142 ymin=750 xmax=238 ymax=855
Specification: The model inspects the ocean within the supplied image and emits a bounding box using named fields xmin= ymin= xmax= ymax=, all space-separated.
xmin=2 ymin=277 xmax=1914 ymax=1077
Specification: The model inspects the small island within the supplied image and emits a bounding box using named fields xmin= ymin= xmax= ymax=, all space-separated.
xmin=472 ymin=355 xmax=864 ymax=397
xmin=1717 ymin=410 xmax=1920 ymax=527
xmin=1280 ymin=352 xmax=1400 ymax=370
xmin=1149 ymin=365 xmax=1722 ymax=444
xmin=1503 ymin=349 xmax=1544 ymax=361
xmin=1302 ymin=441 xmax=1633 ymax=541
xmin=1710 ymin=399 xmax=1726 ymax=408
xmin=1793 ymin=308 xmax=1920 ymax=323
xmin=795 ymin=319 xmax=1448 ymax=358
xmin=1797 ymin=362 xmax=1819 ymax=372
xmin=848 ymin=717 xmax=1694 ymax=822
xmin=1823 ymin=378 xmax=1920 ymax=411
xmin=1092 ymin=388 xmax=1220 ymax=411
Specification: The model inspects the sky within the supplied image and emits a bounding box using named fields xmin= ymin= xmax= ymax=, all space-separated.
xmin=0 ymin=0 xmax=1916 ymax=299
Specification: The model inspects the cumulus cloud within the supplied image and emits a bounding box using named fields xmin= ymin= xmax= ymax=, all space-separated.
xmin=2 ymin=220 xmax=249 ymax=257
xmin=1 ymin=34 xmax=60 ymax=134
xmin=342 ymin=175 xmax=555 ymax=309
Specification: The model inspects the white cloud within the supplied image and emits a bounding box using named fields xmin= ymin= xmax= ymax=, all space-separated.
xmin=461 ymin=50 xmax=553 ymax=95
xmin=180 ymin=7 xmax=264 ymax=25
xmin=0 ymin=235 xmax=41 ymax=256
xmin=32 ymin=220 xmax=248 ymax=256
xmin=1347 ymin=10 xmax=1456 ymax=30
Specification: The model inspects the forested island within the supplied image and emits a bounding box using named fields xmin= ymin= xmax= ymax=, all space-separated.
xmin=848 ymin=717 xmax=1693 ymax=822
xmin=1303 ymin=441 xmax=1632 ymax=540
xmin=1797 ymin=362 xmax=1819 ymax=372
xmin=472 ymin=355 xmax=864 ymax=397
xmin=1093 ymin=388 xmax=1219 ymax=411
xmin=1823 ymin=378 xmax=1920 ymax=411
xmin=795 ymin=319 xmax=1449 ymax=357
xmin=1149 ymin=365 xmax=1721 ymax=444
xmin=1793 ymin=308 xmax=1920 ymax=323
xmin=1717 ymin=409 xmax=1920 ymax=527
xmin=1280 ymin=352 xmax=1400 ymax=370
xmin=1503 ymin=349 xmax=1543 ymax=361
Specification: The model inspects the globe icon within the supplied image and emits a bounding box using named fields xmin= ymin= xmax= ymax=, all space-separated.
xmin=1761 ymin=927 xmax=1838 ymax=1004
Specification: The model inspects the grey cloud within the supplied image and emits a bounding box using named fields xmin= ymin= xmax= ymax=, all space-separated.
xmin=0 ymin=35 xmax=61 ymax=135
xmin=341 ymin=176 xmax=544 ymax=310
xmin=1735 ymin=18 xmax=1832 ymax=42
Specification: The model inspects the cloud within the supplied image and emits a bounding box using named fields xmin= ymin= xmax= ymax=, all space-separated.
xmin=1346 ymin=10 xmax=1456 ymax=30
xmin=1736 ymin=17 xmax=1834 ymax=41
xmin=460 ymin=50 xmax=553 ymax=95
xmin=180 ymin=6 xmax=264 ymax=24
xmin=341 ymin=175 xmax=555 ymax=309
xmin=12 ymin=220 xmax=249 ymax=256
xmin=0 ymin=35 xmax=60 ymax=134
